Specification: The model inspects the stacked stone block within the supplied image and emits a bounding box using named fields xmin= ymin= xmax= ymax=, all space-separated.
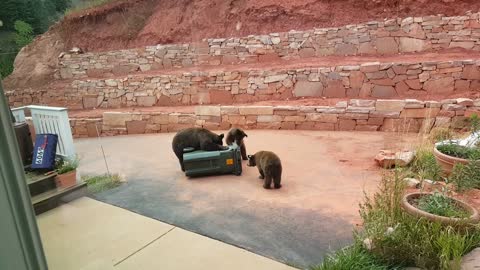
xmin=57 ymin=11 xmax=480 ymax=79
xmin=69 ymin=98 xmax=480 ymax=137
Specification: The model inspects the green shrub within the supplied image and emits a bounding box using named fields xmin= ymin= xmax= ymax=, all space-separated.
xmin=436 ymin=144 xmax=480 ymax=160
xmin=417 ymin=192 xmax=469 ymax=218
xmin=429 ymin=127 xmax=454 ymax=143
xmin=359 ymin=170 xmax=480 ymax=269
xmin=13 ymin=20 xmax=33 ymax=48
xmin=0 ymin=52 xmax=16 ymax=78
xmin=411 ymin=147 xmax=442 ymax=181
xmin=470 ymin=114 xmax=479 ymax=134
xmin=55 ymin=156 xmax=79 ymax=174
xmin=450 ymin=160 xmax=480 ymax=191
xmin=82 ymin=173 xmax=122 ymax=193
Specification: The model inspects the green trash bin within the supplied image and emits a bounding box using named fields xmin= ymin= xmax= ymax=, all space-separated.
xmin=183 ymin=143 xmax=243 ymax=177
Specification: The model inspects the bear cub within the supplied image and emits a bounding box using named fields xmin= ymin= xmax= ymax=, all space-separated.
xmin=247 ymin=151 xmax=282 ymax=189
xmin=172 ymin=127 xmax=227 ymax=171
xmin=226 ymin=128 xmax=248 ymax=160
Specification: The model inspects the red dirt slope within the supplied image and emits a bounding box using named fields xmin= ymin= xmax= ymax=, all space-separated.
xmin=62 ymin=0 xmax=480 ymax=52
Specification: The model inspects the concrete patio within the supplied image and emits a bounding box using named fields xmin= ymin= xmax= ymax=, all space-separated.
xmin=73 ymin=130 xmax=418 ymax=267
xmin=37 ymin=197 xmax=295 ymax=270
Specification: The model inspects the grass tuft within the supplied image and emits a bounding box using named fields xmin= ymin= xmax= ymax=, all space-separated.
xmin=450 ymin=160 xmax=480 ymax=191
xmin=411 ymin=146 xmax=442 ymax=181
xmin=82 ymin=173 xmax=123 ymax=193
xmin=311 ymin=244 xmax=392 ymax=270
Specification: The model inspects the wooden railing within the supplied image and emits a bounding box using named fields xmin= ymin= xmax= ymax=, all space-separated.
xmin=11 ymin=105 xmax=76 ymax=158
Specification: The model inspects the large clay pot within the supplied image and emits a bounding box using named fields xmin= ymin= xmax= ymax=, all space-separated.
xmin=401 ymin=192 xmax=479 ymax=226
xmin=55 ymin=170 xmax=77 ymax=188
xmin=433 ymin=145 xmax=469 ymax=175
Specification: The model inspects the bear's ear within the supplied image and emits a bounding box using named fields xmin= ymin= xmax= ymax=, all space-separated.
xmin=219 ymin=134 xmax=224 ymax=139
xmin=244 ymin=132 xmax=248 ymax=137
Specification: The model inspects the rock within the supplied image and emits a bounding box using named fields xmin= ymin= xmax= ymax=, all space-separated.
xmin=294 ymin=81 xmax=324 ymax=97
xmin=404 ymin=178 xmax=421 ymax=188
xmin=375 ymin=150 xmax=396 ymax=168
xmin=105 ymin=79 xmax=118 ymax=87
xmin=385 ymin=226 xmax=395 ymax=236
xmin=395 ymin=150 xmax=415 ymax=167
xmin=375 ymin=150 xmax=415 ymax=168
xmin=399 ymin=37 xmax=428 ymax=53
xmin=424 ymin=77 xmax=455 ymax=94
xmin=264 ymin=74 xmax=288 ymax=83
xmin=461 ymin=248 xmax=480 ymax=269
xmin=103 ymin=112 xmax=132 ymax=127
xmin=462 ymin=65 xmax=480 ymax=80
xmin=371 ymin=85 xmax=397 ymax=98
xmin=375 ymin=37 xmax=398 ymax=54
xmin=257 ymin=115 xmax=282 ymax=122
xmin=126 ymin=120 xmax=147 ymax=134
xmin=422 ymin=179 xmax=435 ymax=189
xmin=136 ymin=96 xmax=156 ymax=107
xmin=324 ymin=80 xmax=346 ymax=98
xmin=195 ymin=106 xmax=221 ymax=116
xmin=375 ymin=99 xmax=406 ymax=111
xmin=363 ymin=238 xmax=374 ymax=251
xmin=349 ymin=99 xmax=375 ymax=107
xmin=239 ymin=106 xmax=274 ymax=115
xmin=69 ymin=47 xmax=83 ymax=54
xmin=349 ymin=71 xmax=365 ymax=89
xmin=335 ymin=43 xmax=357 ymax=55
xmin=457 ymin=98 xmax=474 ymax=107
xmin=299 ymin=48 xmax=316 ymax=58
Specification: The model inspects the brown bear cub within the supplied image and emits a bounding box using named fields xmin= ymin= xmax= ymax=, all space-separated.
xmin=247 ymin=151 xmax=282 ymax=189
xmin=226 ymin=128 xmax=248 ymax=160
xmin=172 ymin=127 xmax=227 ymax=171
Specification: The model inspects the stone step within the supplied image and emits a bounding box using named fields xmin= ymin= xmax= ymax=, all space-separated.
xmin=25 ymin=169 xmax=58 ymax=197
xmin=68 ymin=98 xmax=480 ymax=138
xmin=9 ymin=51 xmax=480 ymax=110
xmin=32 ymin=182 xmax=88 ymax=215
xmin=57 ymin=11 xmax=480 ymax=80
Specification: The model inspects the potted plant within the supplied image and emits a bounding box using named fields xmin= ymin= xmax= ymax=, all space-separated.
xmin=55 ymin=156 xmax=79 ymax=188
xmin=433 ymin=115 xmax=480 ymax=175
xmin=401 ymin=191 xmax=479 ymax=226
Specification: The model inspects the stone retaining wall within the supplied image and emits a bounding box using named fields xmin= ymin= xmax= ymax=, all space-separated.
xmin=70 ymin=98 xmax=480 ymax=138
xmin=58 ymin=11 xmax=480 ymax=79
xmin=9 ymin=59 xmax=480 ymax=109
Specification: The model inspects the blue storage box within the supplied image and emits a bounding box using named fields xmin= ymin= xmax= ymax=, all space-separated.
xmin=31 ymin=134 xmax=58 ymax=171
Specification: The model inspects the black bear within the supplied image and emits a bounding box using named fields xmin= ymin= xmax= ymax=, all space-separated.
xmin=226 ymin=128 xmax=248 ymax=160
xmin=247 ymin=151 xmax=282 ymax=189
xmin=172 ymin=127 xmax=227 ymax=171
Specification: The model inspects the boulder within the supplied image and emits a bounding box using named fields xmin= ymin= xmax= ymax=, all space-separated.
xmin=403 ymin=178 xmax=421 ymax=188
xmin=374 ymin=150 xmax=415 ymax=168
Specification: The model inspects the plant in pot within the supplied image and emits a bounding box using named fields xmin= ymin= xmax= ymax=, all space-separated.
xmin=401 ymin=188 xmax=479 ymax=226
xmin=433 ymin=114 xmax=480 ymax=175
xmin=55 ymin=156 xmax=79 ymax=188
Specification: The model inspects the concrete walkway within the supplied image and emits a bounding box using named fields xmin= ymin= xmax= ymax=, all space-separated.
xmin=37 ymin=197 xmax=295 ymax=270
xmin=74 ymin=130 xmax=418 ymax=268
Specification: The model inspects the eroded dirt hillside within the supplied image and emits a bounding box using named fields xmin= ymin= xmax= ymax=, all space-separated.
xmin=62 ymin=0 xmax=480 ymax=52
xmin=4 ymin=0 xmax=480 ymax=89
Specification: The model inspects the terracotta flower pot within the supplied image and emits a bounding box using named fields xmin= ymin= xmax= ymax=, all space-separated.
xmin=433 ymin=145 xmax=469 ymax=175
xmin=55 ymin=170 xmax=77 ymax=188
xmin=401 ymin=192 xmax=479 ymax=226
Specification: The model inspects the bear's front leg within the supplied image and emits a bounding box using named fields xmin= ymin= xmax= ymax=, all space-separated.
xmin=240 ymin=142 xmax=248 ymax=160
xmin=258 ymin=168 xmax=264 ymax=179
